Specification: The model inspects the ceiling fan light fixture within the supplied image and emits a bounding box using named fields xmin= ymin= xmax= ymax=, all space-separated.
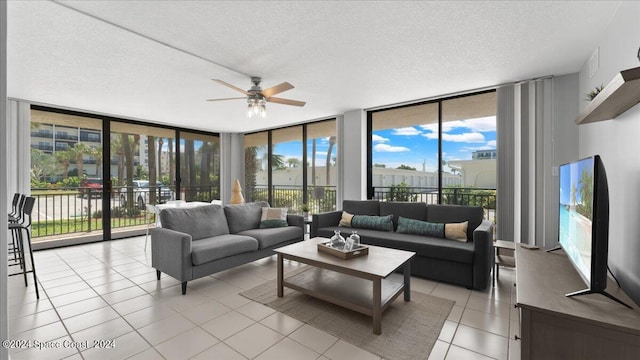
xmin=247 ymin=96 xmax=266 ymax=118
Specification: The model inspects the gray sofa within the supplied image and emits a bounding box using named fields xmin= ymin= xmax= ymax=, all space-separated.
xmin=311 ymin=200 xmax=493 ymax=290
xmin=151 ymin=201 xmax=304 ymax=294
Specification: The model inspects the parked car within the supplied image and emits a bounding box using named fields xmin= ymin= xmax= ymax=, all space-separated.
xmin=79 ymin=178 xmax=103 ymax=198
xmin=120 ymin=180 xmax=173 ymax=209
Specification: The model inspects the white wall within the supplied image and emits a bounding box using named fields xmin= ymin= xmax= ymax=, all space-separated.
xmin=1 ymin=1 xmax=8 ymax=358
xmin=577 ymin=1 xmax=640 ymax=305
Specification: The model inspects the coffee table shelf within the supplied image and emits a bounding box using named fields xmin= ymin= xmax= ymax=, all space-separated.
xmin=275 ymin=237 xmax=415 ymax=334
xmin=284 ymin=267 xmax=405 ymax=316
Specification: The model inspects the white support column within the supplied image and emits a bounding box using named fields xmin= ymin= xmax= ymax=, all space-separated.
xmin=337 ymin=110 xmax=367 ymax=202
xmin=220 ymin=132 xmax=244 ymax=204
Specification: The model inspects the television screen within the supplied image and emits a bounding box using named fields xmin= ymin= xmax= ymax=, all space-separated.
xmin=559 ymin=157 xmax=594 ymax=284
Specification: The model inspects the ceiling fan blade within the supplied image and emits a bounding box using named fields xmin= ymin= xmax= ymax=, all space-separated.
xmin=267 ymin=97 xmax=306 ymax=107
xmin=212 ymin=79 xmax=249 ymax=95
xmin=206 ymin=97 xmax=246 ymax=102
xmin=261 ymin=82 xmax=294 ymax=98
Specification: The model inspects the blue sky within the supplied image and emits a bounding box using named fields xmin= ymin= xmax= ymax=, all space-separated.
xmin=559 ymin=157 xmax=593 ymax=205
xmin=373 ymin=116 xmax=496 ymax=171
xmin=267 ymin=116 xmax=496 ymax=172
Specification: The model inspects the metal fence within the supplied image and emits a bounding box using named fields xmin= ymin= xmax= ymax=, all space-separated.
xmin=251 ymin=185 xmax=337 ymax=214
xmin=373 ymin=186 xmax=497 ymax=222
xmin=30 ymin=184 xmax=220 ymax=240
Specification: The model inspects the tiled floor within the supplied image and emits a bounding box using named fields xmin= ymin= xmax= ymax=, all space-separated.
xmin=7 ymin=237 xmax=520 ymax=360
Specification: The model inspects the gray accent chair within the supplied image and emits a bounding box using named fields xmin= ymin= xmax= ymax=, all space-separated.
xmin=311 ymin=200 xmax=494 ymax=290
xmin=152 ymin=202 xmax=304 ymax=294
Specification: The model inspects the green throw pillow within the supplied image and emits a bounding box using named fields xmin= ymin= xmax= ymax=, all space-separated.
xmin=259 ymin=207 xmax=288 ymax=228
xmin=351 ymin=214 xmax=394 ymax=232
xmin=396 ymin=217 xmax=445 ymax=238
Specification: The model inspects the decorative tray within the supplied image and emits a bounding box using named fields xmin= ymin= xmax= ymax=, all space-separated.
xmin=317 ymin=241 xmax=369 ymax=259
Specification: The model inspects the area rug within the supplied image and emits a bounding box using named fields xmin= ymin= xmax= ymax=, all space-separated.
xmin=240 ymin=268 xmax=454 ymax=360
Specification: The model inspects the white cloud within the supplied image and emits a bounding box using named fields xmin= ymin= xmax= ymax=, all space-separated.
xmin=486 ymin=140 xmax=497 ymax=147
xmin=372 ymin=134 xmax=389 ymax=143
xmin=420 ymin=116 xmax=496 ymax=133
xmin=423 ymin=132 xmax=485 ymax=143
xmin=374 ymin=144 xmax=410 ymax=152
xmin=392 ymin=127 xmax=422 ymax=136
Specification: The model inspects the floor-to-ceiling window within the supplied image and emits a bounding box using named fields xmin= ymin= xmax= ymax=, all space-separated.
xmin=29 ymin=106 xmax=218 ymax=246
xmin=306 ymin=119 xmax=338 ymax=213
xmin=244 ymin=119 xmax=337 ymax=214
xmin=30 ymin=109 xmax=104 ymax=242
xmin=370 ymin=102 xmax=441 ymax=203
xmin=368 ymin=91 xmax=497 ymax=222
xmin=179 ymin=131 xmax=220 ymax=202
xmin=271 ymin=126 xmax=303 ymax=210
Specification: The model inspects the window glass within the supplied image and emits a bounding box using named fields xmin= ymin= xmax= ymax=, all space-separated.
xmin=244 ymin=132 xmax=268 ymax=203
xmin=371 ymin=102 xmax=441 ymax=202
xmin=306 ymin=120 xmax=337 ymax=213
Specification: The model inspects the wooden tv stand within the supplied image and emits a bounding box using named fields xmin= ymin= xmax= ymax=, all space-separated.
xmin=515 ymin=245 xmax=640 ymax=360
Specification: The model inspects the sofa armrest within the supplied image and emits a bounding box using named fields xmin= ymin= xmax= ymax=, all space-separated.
xmin=472 ymin=220 xmax=494 ymax=290
xmin=287 ymin=214 xmax=305 ymax=233
xmin=151 ymin=228 xmax=193 ymax=282
xmin=310 ymin=210 xmax=342 ymax=238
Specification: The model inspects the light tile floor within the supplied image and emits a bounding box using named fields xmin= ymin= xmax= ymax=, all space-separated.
xmin=8 ymin=236 xmax=520 ymax=360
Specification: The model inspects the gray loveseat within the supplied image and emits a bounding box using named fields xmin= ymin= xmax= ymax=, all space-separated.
xmin=311 ymin=200 xmax=493 ymax=290
xmin=152 ymin=201 xmax=304 ymax=294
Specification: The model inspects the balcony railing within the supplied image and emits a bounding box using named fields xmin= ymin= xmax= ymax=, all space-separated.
xmin=250 ymin=185 xmax=337 ymax=214
xmin=29 ymin=184 xmax=220 ymax=241
xmin=373 ymin=186 xmax=496 ymax=222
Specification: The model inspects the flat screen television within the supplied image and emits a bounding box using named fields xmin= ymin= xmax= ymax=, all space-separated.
xmin=557 ymin=155 xmax=631 ymax=308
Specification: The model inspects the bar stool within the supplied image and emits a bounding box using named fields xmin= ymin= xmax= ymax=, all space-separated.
xmin=8 ymin=196 xmax=39 ymax=299
xmin=8 ymin=194 xmax=26 ymax=264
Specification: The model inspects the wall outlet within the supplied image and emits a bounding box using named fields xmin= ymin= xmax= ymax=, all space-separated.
xmin=589 ymin=47 xmax=599 ymax=79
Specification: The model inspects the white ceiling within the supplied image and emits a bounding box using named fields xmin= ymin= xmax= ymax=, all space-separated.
xmin=7 ymin=1 xmax=621 ymax=133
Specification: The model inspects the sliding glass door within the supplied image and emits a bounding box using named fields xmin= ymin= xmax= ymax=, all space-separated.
xmin=29 ymin=106 xmax=218 ymax=247
xmin=110 ymin=122 xmax=176 ymax=240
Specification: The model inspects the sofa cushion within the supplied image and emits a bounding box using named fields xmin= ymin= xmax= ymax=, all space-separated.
xmin=238 ymin=226 xmax=303 ymax=249
xmin=160 ymin=204 xmax=229 ymax=240
xmin=260 ymin=207 xmax=288 ymax=228
xmin=351 ymin=214 xmax=394 ymax=232
xmin=380 ymin=202 xmax=428 ymax=230
xmin=343 ymin=200 xmax=380 ymax=216
xmin=426 ymin=205 xmax=483 ymax=241
xmin=339 ymin=211 xmax=355 ymax=227
xmin=224 ymin=201 xmax=270 ymax=233
xmin=445 ymin=221 xmax=468 ymax=242
xmin=396 ymin=217 xmax=444 ymax=238
xmin=191 ymin=234 xmax=259 ymax=265
xmin=315 ymin=226 xmax=474 ymax=263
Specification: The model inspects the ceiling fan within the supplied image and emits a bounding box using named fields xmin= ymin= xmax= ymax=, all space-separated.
xmin=207 ymin=77 xmax=306 ymax=118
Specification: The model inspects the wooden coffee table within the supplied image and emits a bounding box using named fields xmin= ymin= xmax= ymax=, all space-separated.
xmin=274 ymin=237 xmax=416 ymax=335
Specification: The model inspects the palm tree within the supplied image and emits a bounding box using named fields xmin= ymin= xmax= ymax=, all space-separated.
xmin=55 ymin=149 xmax=72 ymax=179
xmin=89 ymin=146 xmax=103 ymax=177
xmin=148 ymin=135 xmax=157 ymax=204
xmin=325 ymin=136 xmax=336 ymax=185
xmin=579 ymin=168 xmax=593 ymax=220
xmin=30 ymin=148 xmax=56 ymax=183
xmin=157 ymin=137 xmax=164 ymax=180
xmin=69 ymin=142 xmax=91 ymax=177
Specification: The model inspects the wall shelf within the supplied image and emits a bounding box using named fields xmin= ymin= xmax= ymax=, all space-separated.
xmin=576 ymin=66 xmax=640 ymax=125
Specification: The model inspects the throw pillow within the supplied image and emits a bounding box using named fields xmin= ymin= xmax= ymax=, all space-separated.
xmin=445 ymin=221 xmax=468 ymax=242
xmin=351 ymin=214 xmax=394 ymax=232
xmin=259 ymin=207 xmax=288 ymax=228
xmin=396 ymin=217 xmax=444 ymax=238
xmin=339 ymin=211 xmax=354 ymax=227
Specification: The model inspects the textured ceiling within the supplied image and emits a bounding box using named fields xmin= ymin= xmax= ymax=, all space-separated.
xmin=7 ymin=1 xmax=621 ymax=133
